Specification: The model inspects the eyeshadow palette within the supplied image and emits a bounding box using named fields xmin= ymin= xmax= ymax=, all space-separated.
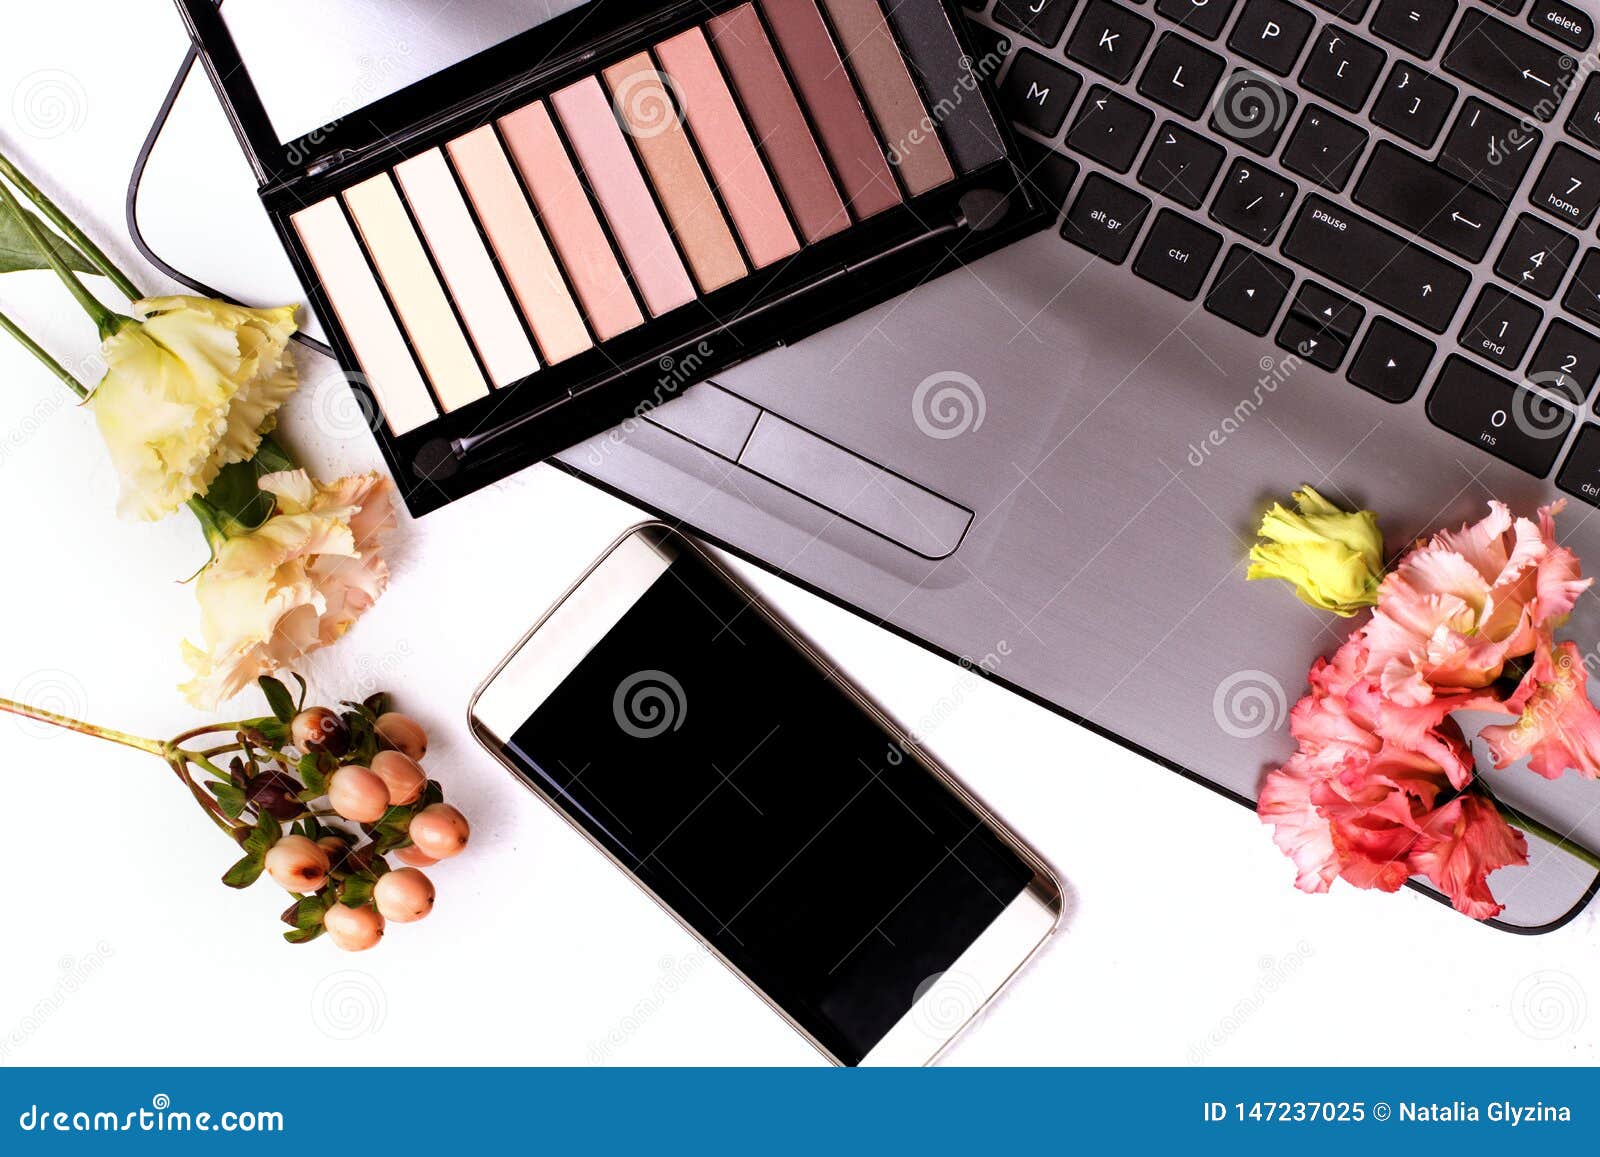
xmin=177 ymin=0 xmax=1043 ymax=515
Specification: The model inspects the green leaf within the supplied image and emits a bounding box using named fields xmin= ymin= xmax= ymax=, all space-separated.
xmin=240 ymin=811 xmax=282 ymax=861
xmin=284 ymin=925 xmax=325 ymax=945
xmin=297 ymin=751 xmax=329 ymax=799
xmin=291 ymin=672 xmax=308 ymax=712
xmin=0 ymin=200 xmax=94 ymax=276
xmin=258 ymin=676 xmax=295 ymax=724
xmin=283 ymin=893 xmax=327 ymax=931
xmin=222 ymin=853 xmax=264 ymax=889
xmin=198 ymin=436 xmax=298 ymax=536
xmin=211 ymin=782 xmax=247 ymax=820
xmin=241 ymin=716 xmax=289 ymax=747
xmin=421 ymin=780 xmax=444 ymax=809
xmin=340 ymin=875 xmax=374 ymax=908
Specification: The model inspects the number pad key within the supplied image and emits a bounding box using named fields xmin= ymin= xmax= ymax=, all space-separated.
xmin=1495 ymin=214 xmax=1578 ymax=299
xmin=1371 ymin=62 xmax=1457 ymax=147
xmin=1529 ymin=143 xmax=1600 ymax=228
xmin=1562 ymin=247 xmax=1600 ymax=326
xmin=1210 ymin=158 xmax=1297 ymax=241
xmin=1556 ymin=425 xmax=1600 ymax=506
xmin=1458 ymin=286 xmax=1541 ymax=369
xmin=1299 ymin=27 xmax=1386 ymax=113
xmin=1427 ymin=355 xmax=1573 ymax=476
xmin=1527 ymin=319 xmax=1600 ymax=402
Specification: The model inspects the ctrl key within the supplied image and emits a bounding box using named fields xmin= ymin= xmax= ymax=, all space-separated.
xmin=1558 ymin=426 xmax=1600 ymax=506
xmin=1063 ymin=173 xmax=1152 ymax=263
xmin=1426 ymin=355 xmax=1573 ymax=477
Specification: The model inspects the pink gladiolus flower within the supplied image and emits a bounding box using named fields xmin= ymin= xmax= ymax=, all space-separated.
xmin=1362 ymin=501 xmax=1589 ymax=708
xmin=1408 ymin=795 xmax=1529 ymax=922
xmin=1480 ymin=640 xmax=1600 ymax=780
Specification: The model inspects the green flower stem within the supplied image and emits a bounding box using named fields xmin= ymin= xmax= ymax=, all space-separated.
xmin=1496 ymin=797 xmax=1600 ymax=872
xmin=0 ymin=696 xmax=164 ymax=756
xmin=0 ymin=150 xmax=142 ymax=301
xmin=0 ymin=178 xmax=124 ymax=338
xmin=0 ymin=307 xmax=87 ymax=399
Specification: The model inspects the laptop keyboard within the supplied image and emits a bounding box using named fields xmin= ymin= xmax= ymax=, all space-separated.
xmin=967 ymin=0 xmax=1600 ymax=505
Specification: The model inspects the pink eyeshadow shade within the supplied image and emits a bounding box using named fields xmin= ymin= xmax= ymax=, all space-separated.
xmin=654 ymin=27 xmax=800 ymax=268
xmin=550 ymin=76 xmax=698 ymax=317
xmin=446 ymin=125 xmax=592 ymax=365
xmin=290 ymin=199 xmax=439 ymax=435
xmin=394 ymin=148 xmax=540 ymax=387
xmin=498 ymin=102 xmax=645 ymax=341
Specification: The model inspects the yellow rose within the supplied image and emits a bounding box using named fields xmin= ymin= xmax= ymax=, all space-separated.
xmin=180 ymin=470 xmax=394 ymax=709
xmin=1247 ymin=486 xmax=1383 ymax=616
xmin=89 ymin=296 xmax=298 ymax=521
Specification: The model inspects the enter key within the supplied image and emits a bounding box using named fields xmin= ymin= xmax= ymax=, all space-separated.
xmin=1352 ymin=142 xmax=1507 ymax=262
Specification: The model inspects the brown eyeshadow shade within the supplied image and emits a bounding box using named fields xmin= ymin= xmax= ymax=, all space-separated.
xmin=603 ymin=54 xmax=747 ymax=294
xmin=708 ymin=3 xmax=849 ymax=243
xmin=498 ymin=101 xmax=645 ymax=341
xmin=756 ymin=0 xmax=901 ymax=219
xmin=654 ymin=27 xmax=800 ymax=269
xmin=818 ymin=0 xmax=954 ymax=196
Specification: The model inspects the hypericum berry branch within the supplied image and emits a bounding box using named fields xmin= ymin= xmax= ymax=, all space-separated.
xmin=0 ymin=675 xmax=471 ymax=950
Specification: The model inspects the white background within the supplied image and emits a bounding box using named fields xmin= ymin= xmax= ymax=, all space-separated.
xmin=0 ymin=2 xmax=1595 ymax=1067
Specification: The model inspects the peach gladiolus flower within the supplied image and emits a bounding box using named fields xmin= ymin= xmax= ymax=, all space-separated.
xmin=1362 ymin=501 xmax=1589 ymax=707
xmin=180 ymin=470 xmax=395 ymax=709
xmin=1481 ymin=640 xmax=1600 ymax=780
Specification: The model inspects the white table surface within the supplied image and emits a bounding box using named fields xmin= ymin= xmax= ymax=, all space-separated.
xmin=0 ymin=2 xmax=1594 ymax=1068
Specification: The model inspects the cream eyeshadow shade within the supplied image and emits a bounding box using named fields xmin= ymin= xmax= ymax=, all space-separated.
xmin=446 ymin=126 xmax=592 ymax=365
xmin=653 ymin=27 xmax=800 ymax=269
xmin=550 ymin=76 xmax=698 ymax=317
xmin=342 ymin=173 xmax=491 ymax=412
xmin=603 ymin=54 xmax=747 ymax=293
xmin=290 ymin=198 xmax=439 ymax=435
xmin=499 ymin=102 xmax=645 ymax=341
xmin=394 ymin=148 xmax=541 ymax=387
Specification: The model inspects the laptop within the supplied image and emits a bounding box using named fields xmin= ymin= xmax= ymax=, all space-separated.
xmin=138 ymin=0 xmax=1600 ymax=931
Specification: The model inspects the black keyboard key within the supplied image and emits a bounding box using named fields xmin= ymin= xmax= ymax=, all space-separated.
xmin=1291 ymin=281 xmax=1366 ymax=337
xmin=1210 ymin=157 xmax=1297 ymax=241
xmin=1556 ymin=424 xmax=1600 ymax=505
xmin=1458 ymin=285 xmax=1542 ymax=368
xmin=993 ymin=0 xmax=1078 ymax=46
xmin=1307 ymin=0 xmax=1373 ymax=19
xmin=1370 ymin=0 xmax=1457 ymax=58
xmin=1486 ymin=0 xmax=1527 ymax=12
xmin=1155 ymin=0 xmax=1240 ymax=39
xmin=1442 ymin=10 xmax=1577 ymax=121
xmin=1566 ymin=75 xmax=1600 ymax=150
xmin=1277 ymin=315 xmax=1350 ymax=368
xmin=1427 ymin=354 xmax=1573 ymax=475
xmin=1227 ymin=0 xmax=1316 ymax=74
xmin=1132 ymin=208 xmax=1224 ymax=297
xmin=1299 ymin=27 xmax=1386 ymax=113
xmin=961 ymin=20 xmax=1014 ymax=70
xmin=1349 ymin=317 xmax=1435 ymax=401
xmin=1528 ymin=0 xmax=1592 ymax=49
xmin=1065 ymin=86 xmax=1155 ymax=171
xmin=1137 ymin=121 xmax=1226 ymax=206
xmin=1281 ymin=196 xmax=1471 ymax=331
xmin=1137 ymin=33 xmax=1226 ymax=118
xmin=1352 ymin=142 xmax=1506 ymax=261
xmin=1001 ymin=51 xmax=1083 ymax=137
xmin=1527 ymin=319 xmax=1600 ymax=401
xmin=1204 ymin=244 xmax=1294 ymax=333
xmin=1281 ymin=106 xmax=1368 ymax=190
xmin=1563 ymin=248 xmax=1600 ymax=325
xmin=1066 ymin=0 xmax=1155 ymax=82
xmin=1496 ymin=214 xmax=1578 ymax=298
xmin=1437 ymin=99 xmax=1542 ymax=203
xmin=1063 ymin=173 xmax=1152 ymax=261
xmin=1370 ymin=61 xmax=1456 ymax=147
xmin=1016 ymin=140 xmax=1083 ymax=210
xmin=1209 ymin=69 xmax=1297 ymax=154
xmin=1529 ymin=143 xmax=1600 ymax=227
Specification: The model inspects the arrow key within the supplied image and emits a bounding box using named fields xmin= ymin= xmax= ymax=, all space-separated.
xmin=1277 ymin=314 xmax=1350 ymax=370
xmin=1349 ymin=317 xmax=1436 ymax=402
xmin=1204 ymin=244 xmax=1293 ymax=334
xmin=1290 ymin=282 xmax=1365 ymax=338
xmin=1530 ymin=143 xmax=1600 ymax=227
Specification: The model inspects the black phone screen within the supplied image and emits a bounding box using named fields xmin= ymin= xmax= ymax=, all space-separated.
xmin=502 ymin=539 xmax=1034 ymax=1064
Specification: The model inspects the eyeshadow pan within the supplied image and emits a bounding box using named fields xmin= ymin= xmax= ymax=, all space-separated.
xmin=819 ymin=0 xmax=955 ymax=196
xmin=603 ymin=54 xmax=747 ymax=294
xmin=290 ymin=199 xmax=439 ymax=435
xmin=879 ymin=0 xmax=1008 ymax=173
xmin=708 ymin=4 xmax=849 ymax=243
xmin=499 ymin=102 xmax=645 ymax=342
xmin=343 ymin=173 xmax=491 ymax=412
xmin=654 ymin=27 xmax=800 ymax=269
xmin=551 ymin=77 xmax=697 ymax=317
xmin=394 ymin=149 xmax=540 ymax=387
xmin=446 ymin=125 xmax=592 ymax=365
xmin=757 ymin=0 xmax=901 ymax=219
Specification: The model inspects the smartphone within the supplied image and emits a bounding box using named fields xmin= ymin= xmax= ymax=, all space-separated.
xmin=469 ymin=524 xmax=1061 ymax=1065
